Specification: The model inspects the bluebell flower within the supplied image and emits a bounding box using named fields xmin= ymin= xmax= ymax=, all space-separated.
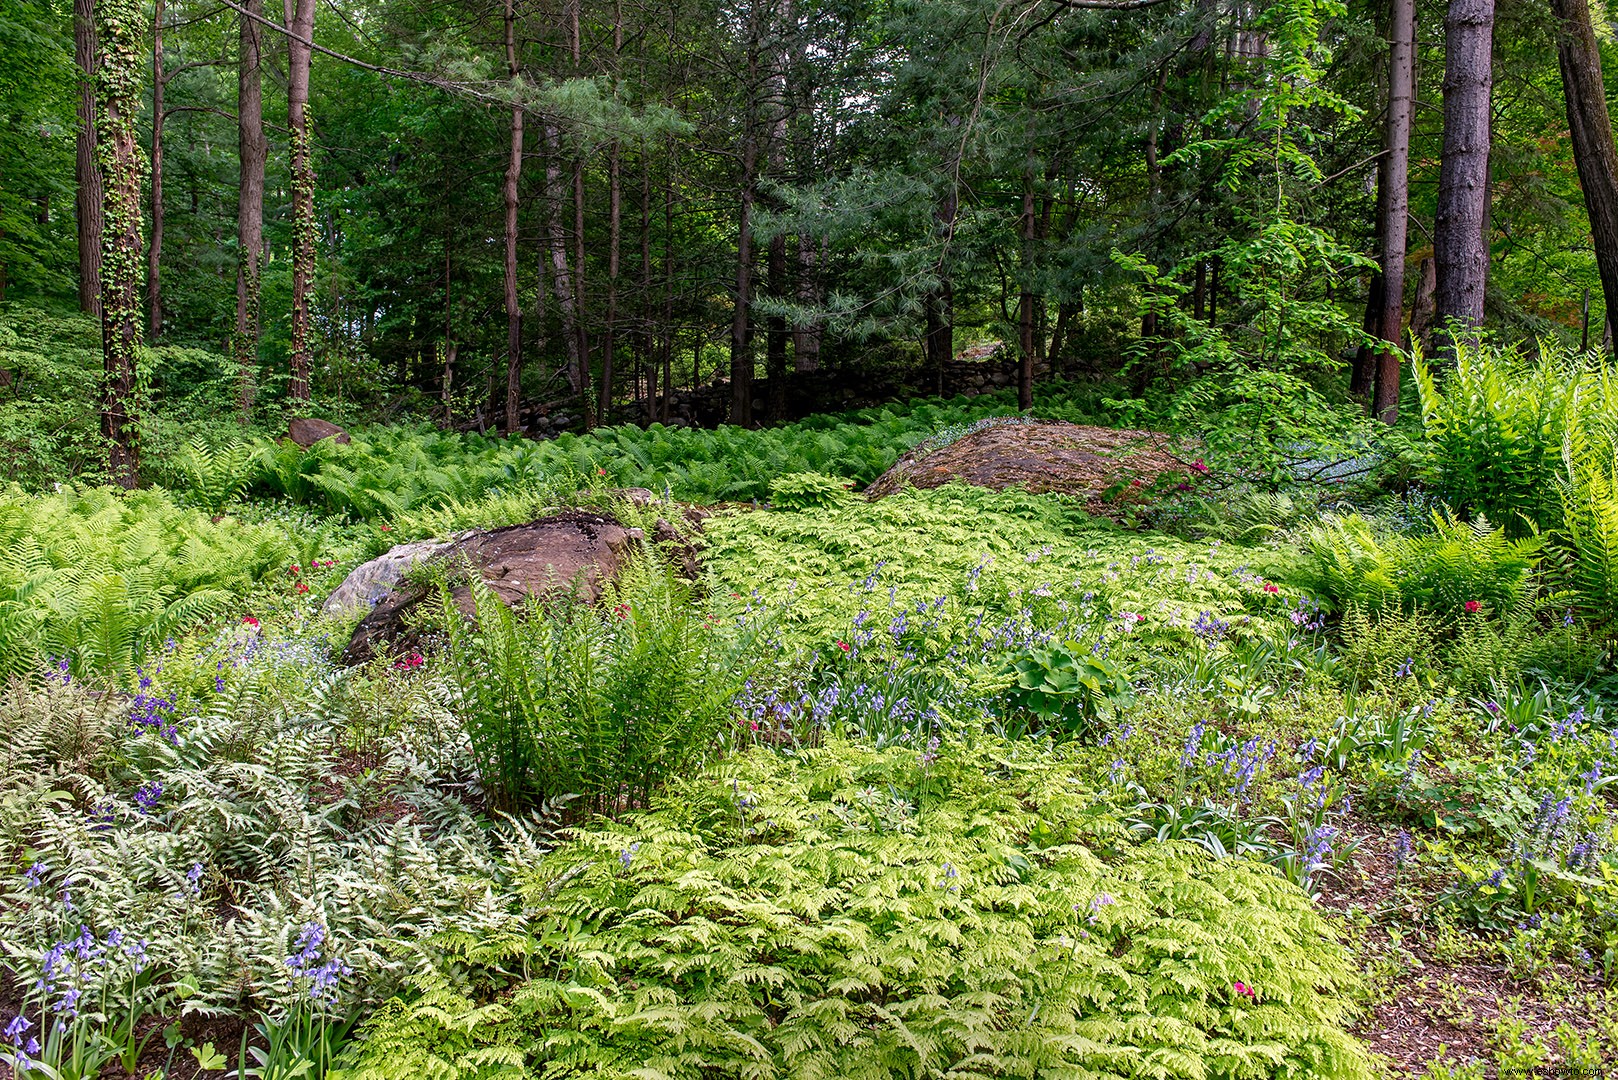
xmin=1394 ymin=830 xmax=1413 ymax=868
xmin=22 ymin=862 xmax=43 ymax=890
xmin=133 ymin=781 xmax=163 ymax=814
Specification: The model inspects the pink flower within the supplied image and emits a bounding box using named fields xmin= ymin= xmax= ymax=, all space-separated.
xmin=1233 ymin=981 xmax=1256 ymax=999
xmin=597 ymin=467 xmax=608 ymax=476
xmin=379 ymin=525 xmax=392 ymax=532
xmin=1263 ymin=583 xmax=1279 ymax=594
xmin=242 ymin=616 xmax=260 ymax=629
xmin=1191 ymin=459 xmax=1209 ymax=473
xmin=1464 ymin=600 xmax=1481 ymax=613
xmin=836 ymin=641 xmax=851 ymax=653
xmin=393 ymin=652 xmax=425 ymax=671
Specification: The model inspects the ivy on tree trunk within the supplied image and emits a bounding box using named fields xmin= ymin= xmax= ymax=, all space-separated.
xmin=95 ymin=0 xmax=145 ymax=488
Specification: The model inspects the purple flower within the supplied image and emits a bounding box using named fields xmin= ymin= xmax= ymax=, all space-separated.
xmin=1304 ymin=825 xmax=1338 ymax=871
xmin=1394 ymin=657 xmax=1414 ymax=679
xmin=285 ymin=922 xmax=326 ymax=976
xmin=133 ymin=781 xmax=163 ymax=814
xmin=1394 ymin=830 xmax=1413 ymax=868
xmin=22 ymin=862 xmax=44 ymax=890
xmin=4 ymin=1015 xmax=29 ymax=1042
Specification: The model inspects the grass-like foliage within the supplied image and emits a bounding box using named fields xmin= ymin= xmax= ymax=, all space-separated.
xmin=0 ymin=486 xmax=294 ymax=678
xmin=342 ymin=739 xmax=1372 ymax=1080
xmin=436 ymin=556 xmax=768 ymax=814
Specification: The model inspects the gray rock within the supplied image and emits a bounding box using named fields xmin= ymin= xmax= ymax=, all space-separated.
xmin=321 ymin=538 xmax=455 ymax=615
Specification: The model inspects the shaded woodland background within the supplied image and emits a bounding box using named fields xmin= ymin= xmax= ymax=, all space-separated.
xmin=4 ymin=0 xmax=1618 ymax=479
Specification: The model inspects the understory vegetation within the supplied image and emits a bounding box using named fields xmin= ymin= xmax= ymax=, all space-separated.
xmin=4 ymin=341 xmax=1618 ymax=1078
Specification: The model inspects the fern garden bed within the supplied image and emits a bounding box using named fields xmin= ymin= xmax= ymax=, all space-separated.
xmin=6 ymin=351 xmax=1618 ymax=1076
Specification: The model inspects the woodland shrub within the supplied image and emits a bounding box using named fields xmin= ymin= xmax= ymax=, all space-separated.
xmin=338 ymin=740 xmax=1373 ymax=1080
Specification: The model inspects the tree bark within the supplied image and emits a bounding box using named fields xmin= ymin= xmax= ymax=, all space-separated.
xmin=729 ymin=105 xmax=760 ymax=425
xmin=640 ymin=152 xmax=655 ymax=422
xmin=1350 ymin=273 xmax=1382 ymax=401
xmin=502 ymin=0 xmax=523 ymax=435
xmin=601 ymin=138 xmax=621 ymax=424
xmin=543 ymin=123 xmax=586 ymax=416
xmin=96 ymin=0 xmax=145 ymax=487
xmin=1553 ymin=0 xmax=1618 ymax=346
xmin=147 ymin=0 xmax=164 ymax=339
xmin=1372 ymin=0 xmax=1416 ymax=424
xmin=1409 ymin=256 xmax=1437 ymax=347
xmin=794 ymin=234 xmax=822 ymax=372
xmin=1017 ymin=154 xmax=1036 ymax=412
xmin=285 ymin=0 xmax=317 ymax=401
xmin=1432 ymin=0 xmax=1494 ymax=352
xmin=234 ymin=0 xmax=266 ymax=423
xmin=74 ymin=0 xmax=103 ymax=319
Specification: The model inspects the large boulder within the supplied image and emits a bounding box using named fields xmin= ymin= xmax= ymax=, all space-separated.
xmin=322 ymin=538 xmax=457 ymax=616
xmin=338 ymin=511 xmax=642 ymax=665
xmin=864 ymin=418 xmax=1198 ymax=519
xmin=288 ymin=417 xmax=351 ymax=448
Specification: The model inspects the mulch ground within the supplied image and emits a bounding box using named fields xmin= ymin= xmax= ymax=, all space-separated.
xmin=863 ymin=419 xmax=1199 ymax=518
xmin=1317 ymin=820 xmax=1602 ymax=1077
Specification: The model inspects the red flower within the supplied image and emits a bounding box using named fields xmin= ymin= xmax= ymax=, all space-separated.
xmin=1263 ymin=583 xmax=1279 ymax=594
xmin=393 ymin=652 xmax=425 ymax=670
xmin=597 ymin=467 xmax=608 ymax=476
xmin=294 ymin=582 xmax=310 ymax=595
xmin=379 ymin=525 xmax=392 ymax=532
xmin=836 ymin=641 xmax=851 ymax=653
xmin=288 ymin=564 xmax=301 ymax=576
xmin=1464 ymin=600 xmax=1481 ymax=613
xmin=614 ymin=603 xmax=631 ymax=619
xmin=242 ymin=616 xmax=260 ymax=629
xmin=1233 ymin=981 xmax=1256 ymax=999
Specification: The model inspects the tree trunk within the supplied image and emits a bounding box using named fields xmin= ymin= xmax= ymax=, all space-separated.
xmin=97 ymin=0 xmax=144 ymax=487
xmin=601 ymin=138 xmax=621 ymax=424
xmin=1017 ymin=155 xmax=1036 ymax=412
xmin=543 ymin=123 xmax=585 ymax=416
xmin=147 ymin=0 xmax=164 ymax=339
xmin=924 ymin=181 xmax=957 ymax=380
xmin=1372 ymin=0 xmax=1416 ymax=424
xmin=502 ymin=0 xmax=523 ymax=435
xmin=1048 ymin=301 xmax=1073 ymax=375
xmin=1350 ymin=274 xmax=1382 ymax=402
xmin=640 ymin=152 xmax=655 ymax=422
xmin=794 ymin=234 xmax=822 ymax=372
xmin=1432 ymin=0 xmax=1494 ymax=352
xmin=1553 ymin=0 xmax=1618 ymax=345
xmin=234 ymin=0 xmax=265 ymax=422
xmin=729 ymin=113 xmax=760 ymax=426
xmin=285 ymin=0 xmax=317 ymax=401
xmin=74 ymin=0 xmax=103 ymax=319
xmin=1409 ymin=256 xmax=1437 ymax=347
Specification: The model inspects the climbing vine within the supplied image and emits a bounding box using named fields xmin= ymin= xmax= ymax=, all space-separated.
xmin=94 ymin=0 xmax=148 ymax=487
xmin=288 ymin=118 xmax=317 ymax=402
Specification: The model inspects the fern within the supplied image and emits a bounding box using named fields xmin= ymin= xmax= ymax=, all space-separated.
xmin=339 ymin=740 xmax=1374 ymax=1080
